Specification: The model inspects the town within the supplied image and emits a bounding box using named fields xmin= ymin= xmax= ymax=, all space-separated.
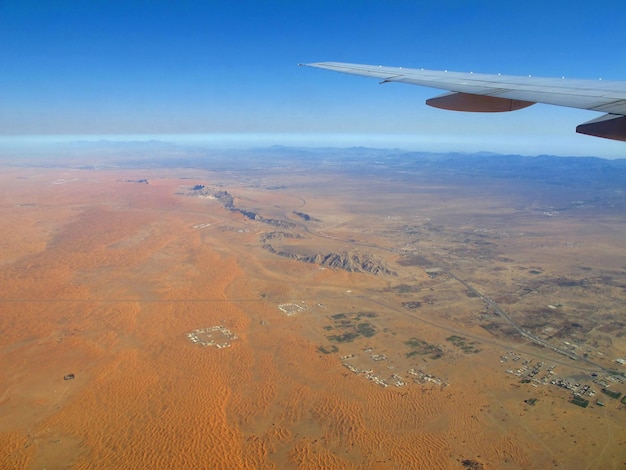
xmin=500 ymin=351 xmax=625 ymax=408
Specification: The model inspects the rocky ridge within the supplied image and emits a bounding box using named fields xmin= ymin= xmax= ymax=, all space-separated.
xmin=185 ymin=186 xmax=296 ymax=229
xmin=184 ymin=186 xmax=393 ymax=276
xmin=263 ymin=244 xmax=396 ymax=276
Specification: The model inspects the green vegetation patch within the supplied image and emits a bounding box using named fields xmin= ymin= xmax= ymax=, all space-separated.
xmin=328 ymin=332 xmax=360 ymax=343
xmin=404 ymin=337 xmax=443 ymax=359
xmin=356 ymin=323 xmax=376 ymax=338
xmin=325 ymin=312 xmax=378 ymax=343
xmin=317 ymin=345 xmax=338 ymax=354
xmin=461 ymin=460 xmax=483 ymax=470
xmin=405 ymin=338 xmax=429 ymax=348
xmin=601 ymin=388 xmax=622 ymax=400
xmin=524 ymin=398 xmax=538 ymax=406
xmin=569 ymin=396 xmax=589 ymax=408
xmin=446 ymin=335 xmax=481 ymax=354
xmin=355 ymin=311 xmax=377 ymax=319
xmin=392 ymin=284 xmax=420 ymax=293
xmin=446 ymin=335 xmax=465 ymax=342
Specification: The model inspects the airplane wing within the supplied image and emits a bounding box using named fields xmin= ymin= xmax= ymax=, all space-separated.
xmin=301 ymin=62 xmax=626 ymax=141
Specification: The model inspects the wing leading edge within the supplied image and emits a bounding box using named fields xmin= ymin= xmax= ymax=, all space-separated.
xmin=301 ymin=62 xmax=626 ymax=142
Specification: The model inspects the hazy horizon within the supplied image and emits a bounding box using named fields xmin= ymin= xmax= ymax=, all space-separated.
xmin=1 ymin=133 xmax=625 ymax=160
xmin=2 ymin=1 xmax=625 ymax=158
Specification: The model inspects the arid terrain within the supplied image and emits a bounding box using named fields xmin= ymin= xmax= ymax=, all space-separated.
xmin=1 ymin=146 xmax=625 ymax=469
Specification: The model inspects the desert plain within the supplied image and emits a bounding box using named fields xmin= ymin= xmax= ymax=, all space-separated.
xmin=1 ymin=147 xmax=625 ymax=469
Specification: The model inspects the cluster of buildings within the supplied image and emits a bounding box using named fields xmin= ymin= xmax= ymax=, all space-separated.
xmin=502 ymin=352 xmax=556 ymax=386
xmin=186 ymin=326 xmax=238 ymax=348
xmin=408 ymin=369 xmax=447 ymax=387
xmin=278 ymin=303 xmax=307 ymax=316
xmin=339 ymin=349 xmax=448 ymax=389
xmin=341 ymin=352 xmax=390 ymax=387
xmin=391 ymin=374 xmax=406 ymax=387
xmin=500 ymin=351 xmax=525 ymax=364
xmin=501 ymin=351 xmax=626 ymax=406
xmin=550 ymin=378 xmax=595 ymax=398
xmin=592 ymin=373 xmax=624 ymax=389
xmin=505 ymin=360 xmax=555 ymax=384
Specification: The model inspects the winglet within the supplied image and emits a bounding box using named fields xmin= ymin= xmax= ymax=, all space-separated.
xmin=576 ymin=114 xmax=626 ymax=141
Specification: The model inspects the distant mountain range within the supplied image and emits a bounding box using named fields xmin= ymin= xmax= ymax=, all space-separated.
xmin=5 ymin=139 xmax=626 ymax=188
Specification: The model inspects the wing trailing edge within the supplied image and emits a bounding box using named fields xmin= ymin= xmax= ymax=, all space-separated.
xmin=302 ymin=62 xmax=626 ymax=141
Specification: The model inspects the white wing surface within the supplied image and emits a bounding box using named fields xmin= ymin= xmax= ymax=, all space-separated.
xmin=301 ymin=62 xmax=626 ymax=141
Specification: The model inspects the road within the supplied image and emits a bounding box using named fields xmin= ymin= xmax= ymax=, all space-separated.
xmin=281 ymin=199 xmax=614 ymax=374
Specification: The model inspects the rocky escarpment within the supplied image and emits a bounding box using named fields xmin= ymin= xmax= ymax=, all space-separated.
xmin=210 ymin=190 xmax=296 ymax=228
xmin=263 ymin=245 xmax=396 ymax=276
xmin=185 ymin=186 xmax=296 ymax=229
xmin=293 ymin=211 xmax=321 ymax=222
xmin=183 ymin=186 xmax=393 ymax=276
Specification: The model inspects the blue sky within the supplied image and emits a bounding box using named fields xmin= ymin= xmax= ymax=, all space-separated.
xmin=1 ymin=0 xmax=625 ymax=157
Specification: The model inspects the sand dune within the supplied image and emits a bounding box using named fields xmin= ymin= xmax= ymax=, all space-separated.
xmin=1 ymin=167 xmax=624 ymax=469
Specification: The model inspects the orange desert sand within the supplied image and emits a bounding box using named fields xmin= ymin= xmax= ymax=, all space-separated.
xmin=0 ymin=164 xmax=625 ymax=469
